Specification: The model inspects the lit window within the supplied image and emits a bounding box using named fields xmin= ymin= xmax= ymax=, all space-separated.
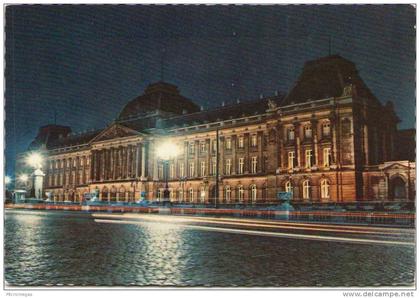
xmin=323 ymin=147 xmax=332 ymax=167
xmin=285 ymin=181 xmax=293 ymax=196
xmin=303 ymin=180 xmax=310 ymax=200
xmin=80 ymin=158 xmax=84 ymax=166
xmin=238 ymin=185 xmax=244 ymax=201
xmin=189 ymin=162 xmax=195 ymax=177
xmin=189 ymin=188 xmax=194 ymax=202
xmin=211 ymin=158 xmax=216 ymax=176
xmin=238 ymin=158 xmax=244 ymax=174
xmin=238 ymin=136 xmax=244 ymax=149
xmin=251 ymin=156 xmax=258 ymax=174
xmin=178 ymin=189 xmax=184 ymax=202
xmin=225 ymin=185 xmax=231 ymax=202
xmin=251 ymin=134 xmax=258 ymax=147
xmin=251 ymin=184 xmax=257 ymax=202
xmin=288 ymin=151 xmax=295 ymax=169
xmin=200 ymin=161 xmax=206 ymax=177
xmin=158 ymin=164 xmax=164 ymax=179
xmin=212 ymin=140 xmax=217 ymax=152
xmin=225 ymin=137 xmax=232 ymax=150
xmin=200 ymin=187 xmax=206 ymax=203
xmin=304 ymin=125 xmax=312 ymax=139
xmin=189 ymin=142 xmax=195 ymax=154
xmin=169 ymin=163 xmax=175 ymax=179
xmin=179 ymin=163 xmax=185 ymax=177
xmin=287 ymin=127 xmax=295 ymax=141
xmin=86 ymin=157 xmax=90 ymax=166
xmin=305 ymin=149 xmax=313 ymax=168
xmin=321 ymin=180 xmax=330 ymax=199
xmin=200 ymin=141 xmax=206 ymax=153
xmin=225 ymin=159 xmax=232 ymax=175
xmin=322 ymin=122 xmax=331 ymax=137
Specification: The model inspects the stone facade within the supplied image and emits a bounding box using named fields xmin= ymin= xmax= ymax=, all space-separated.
xmin=15 ymin=55 xmax=415 ymax=204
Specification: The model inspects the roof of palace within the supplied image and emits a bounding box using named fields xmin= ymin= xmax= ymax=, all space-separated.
xmin=47 ymin=129 xmax=102 ymax=150
xmin=117 ymin=81 xmax=200 ymax=120
xmin=282 ymin=55 xmax=379 ymax=106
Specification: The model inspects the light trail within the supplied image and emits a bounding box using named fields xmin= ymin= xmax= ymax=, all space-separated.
xmin=91 ymin=213 xmax=412 ymax=235
xmin=93 ymin=218 xmax=415 ymax=247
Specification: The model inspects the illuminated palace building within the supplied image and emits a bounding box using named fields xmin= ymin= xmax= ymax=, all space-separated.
xmin=16 ymin=55 xmax=415 ymax=204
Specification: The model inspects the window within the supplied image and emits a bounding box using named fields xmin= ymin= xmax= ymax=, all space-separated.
xmin=305 ymin=149 xmax=313 ymax=168
xmin=251 ymin=156 xmax=258 ymax=174
xmin=225 ymin=159 xmax=232 ymax=175
xmin=303 ymin=180 xmax=310 ymax=200
xmin=178 ymin=189 xmax=184 ymax=202
xmin=285 ymin=181 xmax=293 ymax=196
xmin=251 ymin=185 xmax=257 ymax=202
xmin=225 ymin=137 xmax=232 ymax=150
xmin=158 ymin=164 xmax=164 ymax=179
xmin=225 ymin=185 xmax=231 ymax=202
xmin=321 ymin=180 xmax=330 ymax=199
xmin=189 ymin=162 xmax=195 ymax=177
xmin=200 ymin=161 xmax=206 ymax=177
xmin=200 ymin=187 xmax=206 ymax=203
xmin=80 ymin=158 xmax=84 ymax=166
xmin=238 ymin=136 xmax=244 ymax=149
xmin=251 ymin=134 xmax=258 ymax=147
xmin=211 ymin=158 xmax=216 ymax=176
xmin=179 ymin=163 xmax=185 ymax=177
xmin=304 ymin=125 xmax=312 ymax=139
xmin=157 ymin=189 xmax=162 ymax=200
xmin=212 ymin=140 xmax=217 ymax=152
xmin=189 ymin=188 xmax=194 ymax=202
xmin=200 ymin=141 xmax=206 ymax=153
xmin=288 ymin=151 xmax=295 ymax=169
xmin=170 ymin=189 xmax=176 ymax=201
xmin=323 ymin=148 xmax=332 ymax=167
xmin=73 ymin=159 xmax=77 ymax=167
xmin=322 ymin=121 xmax=331 ymax=137
xmin=287 ymin=127 xmax=295 ymax=141
xmin=189 ymin=142 xmax=195 ymax=154
xmin=238 ymin=185 xmax=244 ymax=201
xmin=169 ymin=163 xmax=175 ymax=179
xmin=238 ymin=158 xmax=244 ymax=174
xmin=67 ymin=159 xmax=71 ymax=168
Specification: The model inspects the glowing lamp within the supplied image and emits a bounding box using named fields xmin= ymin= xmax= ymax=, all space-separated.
xmin=156 ymin=141 xmax=180 ymax=160
xmin=26 ymin=152 xmax=43 ymax=169
xmin=18 ymin=174 xmax=29 ymax=183
xmin=5 ymin=176 xmax=11 ymax=185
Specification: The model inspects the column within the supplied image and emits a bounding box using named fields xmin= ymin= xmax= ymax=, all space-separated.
xmin=141 ymin=143 xmax=146 ymax=179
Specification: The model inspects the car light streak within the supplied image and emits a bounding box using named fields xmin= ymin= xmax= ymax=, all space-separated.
xmin=93 ymin=218 xmax=414 ymax=247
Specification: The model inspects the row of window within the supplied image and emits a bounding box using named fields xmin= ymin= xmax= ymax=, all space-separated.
xmin=285 ymin=179 xmax=330 ymax=199
xmin=49 ymin=156 xmax=90 ymax=170
xmin=47 ymin=171 xmax=89 ymax=187
xmin=287 ymin=147 xmax=332 ymax=169
xmin=286 ymin=121 xmax=331 ymax=141
xmin=159 ymin=156 xmax=260 ymax=179
xmin=189 ymin=134 xmax=259 ymax=154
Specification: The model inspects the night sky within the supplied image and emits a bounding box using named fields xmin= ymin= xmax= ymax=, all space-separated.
xmin=5 ymin=5 xmax=416 ymax=177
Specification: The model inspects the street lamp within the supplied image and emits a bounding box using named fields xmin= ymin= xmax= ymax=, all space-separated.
xmin=25 ymin=151 xmax=45 ymax=200
xmin=5 ymin=176 xmax=11 ymax=186
xmin=156 ymin=141 xmax=180 ymax=205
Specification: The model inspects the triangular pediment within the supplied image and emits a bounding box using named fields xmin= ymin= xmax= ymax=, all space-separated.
xmin=379 ymin=161 xmax=411 ymax=171
xmin=90 ymin=123 xmax=141 ymax=143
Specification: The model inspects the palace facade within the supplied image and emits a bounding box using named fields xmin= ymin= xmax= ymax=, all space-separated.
xmin=15 ymin=55 xmax=415 ymax=204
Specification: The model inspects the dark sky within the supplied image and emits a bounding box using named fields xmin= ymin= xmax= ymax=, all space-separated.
xmin=5 ymin=5 xmax=416 ymax=177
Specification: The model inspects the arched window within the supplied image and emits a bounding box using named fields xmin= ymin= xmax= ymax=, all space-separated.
xmin=303 ymin=180 xmax=310 ymax=200
xmin=238 ymin=185 xmax=244 ymax=202
xmin=200 ymin=186 xmax=206 ymax=203
xmin=101 ymin=187 xmax=109 ymax=201
xmin=304 ymin=124 xmax=312 ymax=139
xmin=189 ymin=188 xmax=194 ymax=202
xmin=390 ymin=177 xmax=407 ymax=200
xmin=321 ymin=179 xmax=330 ymax=199
xmin=225 ymin=185 xmax=231 ymax=202
xmin=285 ymin=181 xmax=293 ymax=195
xmin=250 ymin=184 xmax=257 ymax=203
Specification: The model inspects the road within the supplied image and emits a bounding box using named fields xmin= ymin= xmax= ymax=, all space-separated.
xmin=5 ymin=209 xmax=415 ymax=287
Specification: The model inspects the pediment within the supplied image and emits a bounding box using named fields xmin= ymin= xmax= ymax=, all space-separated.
xmin=90 ymin=123 xmax=141 ymax=143
xmin=379 ymin=161 xmax=411 ymax=171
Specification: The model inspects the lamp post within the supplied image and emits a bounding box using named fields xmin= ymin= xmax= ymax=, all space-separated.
xmin=156 ymin=141 xmax=180 ymax=206
xmin=25 ymin=152 xmax=44 ymax=200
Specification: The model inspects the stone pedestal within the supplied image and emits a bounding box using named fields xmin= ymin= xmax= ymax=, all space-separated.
xmin=33 ymin=169 xmax=45 ymax=199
